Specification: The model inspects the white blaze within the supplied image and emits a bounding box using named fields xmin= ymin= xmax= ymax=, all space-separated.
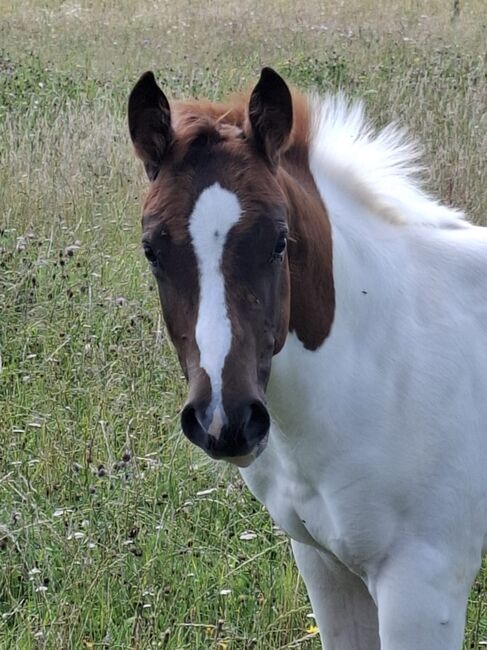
xmin=188 ymin=183 xmax=242 ymax=435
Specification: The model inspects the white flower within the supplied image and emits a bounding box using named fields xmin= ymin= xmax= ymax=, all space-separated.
xmin=239 ymin=531 xmax=257 ymax=541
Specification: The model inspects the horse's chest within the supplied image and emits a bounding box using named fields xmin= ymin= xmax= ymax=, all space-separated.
xmin=250 ymin=470 xmax=326 ymax=547
xmin=240 ymin=445 xmax=382 ymax=573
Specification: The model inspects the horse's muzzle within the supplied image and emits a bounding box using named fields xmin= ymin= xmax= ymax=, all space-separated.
xmin=180 ymin=399 xmax=270 ymax=465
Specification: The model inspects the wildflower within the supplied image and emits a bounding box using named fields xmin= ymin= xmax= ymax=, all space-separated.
xmin=239 ymin=531 xmax=257 ymax=541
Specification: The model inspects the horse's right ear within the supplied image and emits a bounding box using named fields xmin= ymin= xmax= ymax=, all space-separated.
xmin=128 ymin=71 xmax=173 ymax=181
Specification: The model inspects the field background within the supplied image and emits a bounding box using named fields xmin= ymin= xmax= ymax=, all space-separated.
xmin=1 ymin=1 xmax=487 ymax=648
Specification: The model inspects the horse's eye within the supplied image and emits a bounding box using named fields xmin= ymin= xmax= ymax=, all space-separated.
xmin=270 ymin=233 xmax=287 ymax=262
xmin=274 ymin=235 xmax=287 ymax=255
xmin=143 ymin=244 xmax=158 ymax=266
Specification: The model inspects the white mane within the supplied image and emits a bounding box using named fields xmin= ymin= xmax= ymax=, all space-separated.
xmin=309 ymin=94 xmax=467 ymax=228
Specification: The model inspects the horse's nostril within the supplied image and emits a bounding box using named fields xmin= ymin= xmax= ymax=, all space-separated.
xmin=181 ymin=403 xmax=208 ymax=449
xmin=243 ymin=400 xmax=270 ymax=447
xmin=181 ymin=403 xmax=195 ymax=436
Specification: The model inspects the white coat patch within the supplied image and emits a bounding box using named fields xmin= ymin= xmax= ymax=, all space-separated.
xmin=188 ymin=183 xmax=242 ymax=435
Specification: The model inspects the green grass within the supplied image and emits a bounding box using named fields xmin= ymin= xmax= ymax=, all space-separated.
xmin=1 ymin=1 xmax=487 ymax=647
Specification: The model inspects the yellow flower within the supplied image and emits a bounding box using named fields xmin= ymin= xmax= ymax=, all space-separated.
xmin=307 ymin=625 xmax=319 ymax=635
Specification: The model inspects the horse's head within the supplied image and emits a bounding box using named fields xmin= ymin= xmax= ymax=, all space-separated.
xmin=128 ymin=68 xmax=294 ymax=466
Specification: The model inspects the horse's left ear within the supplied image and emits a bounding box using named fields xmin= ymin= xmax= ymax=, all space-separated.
xmin=248 ymin=67 xmax=293 ymax=168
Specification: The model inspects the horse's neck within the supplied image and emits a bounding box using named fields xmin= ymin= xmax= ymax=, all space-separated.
xmin=279 ymin=154 xmax=405 ymax=351
xmin=269 ymin=166 xmax=399 ymax=446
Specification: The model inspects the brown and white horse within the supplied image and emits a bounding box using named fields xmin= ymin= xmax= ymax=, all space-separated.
xmin=128 ymin=68 xmax=487 ymax=650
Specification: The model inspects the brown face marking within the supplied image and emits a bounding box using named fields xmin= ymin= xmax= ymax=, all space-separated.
xmin=128 ymin=67 xmax=335 ymax=460
xmin=279 ymin=166 xmax=335 ymax=350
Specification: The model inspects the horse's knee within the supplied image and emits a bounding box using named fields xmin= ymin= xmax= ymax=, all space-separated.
xmin=372 ymin=545 xmax=476 ymax=650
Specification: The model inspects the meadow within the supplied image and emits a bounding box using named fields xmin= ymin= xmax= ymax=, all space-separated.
xmin=1 ymin=0 xmax=487 ymax=647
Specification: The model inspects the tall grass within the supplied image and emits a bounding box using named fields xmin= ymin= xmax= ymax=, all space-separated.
xmin=1 ymin=1 xmax=486 ymax=647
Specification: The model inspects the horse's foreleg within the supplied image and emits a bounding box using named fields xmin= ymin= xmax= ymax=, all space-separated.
xmin=291 ymin=539 xmax=380 ymax=650
xmin=374 ymin=543 xmax=476 ymax=650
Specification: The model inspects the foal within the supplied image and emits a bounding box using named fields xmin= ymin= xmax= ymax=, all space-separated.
xmin=128 ymin=67 xmax=487 ymax=650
